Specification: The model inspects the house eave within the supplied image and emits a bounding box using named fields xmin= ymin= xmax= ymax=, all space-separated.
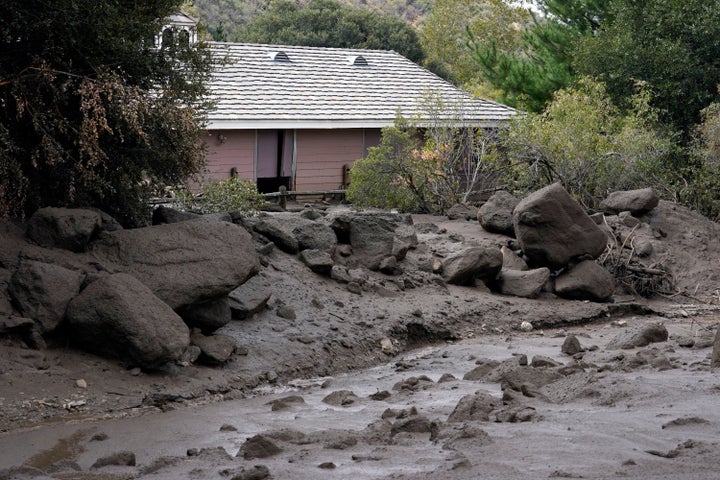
xmin=206 ymin=118 xmax=506 ymax=130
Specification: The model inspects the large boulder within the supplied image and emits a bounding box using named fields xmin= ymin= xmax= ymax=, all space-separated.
xmin=293 ymin=222 xmax=337 ymax=252
xmin=478 ymin=191 xmax=519 ymax=236
xmin=442 ymin=246 xmax=503 ymax=286
xmin=177 ymin=297 xmax=232 ymax=333
xmin=346 ymin=213 xmax=417 ymax=270
xmin=253 ymin=216 xmax=301 ymax=253
xmin=495 ymin=267 xmax=550 ymax=299
xmin=513 ymin=183 xmax=608 ymax=268
xmin=554 ymin=260 xmax=615 ymax=302
xmin=90 ymin=219 xmax=259 ymax=310
xmin=151 ymin=205 xmax=201 ymax=225
xmin=65 ymin=273 xmax=190 ymax=368
xmin=447 ymin=203 xmax=478 ymax=221
xmin=600 ymin=188 xmax=659 ymax=216
xmin=8 ymin=259 xmax=84 ymax=333
xmin=26 ymin=207 xmax=101 ymax=252
xmin=190 ymin=331 xmax=236 ymax=365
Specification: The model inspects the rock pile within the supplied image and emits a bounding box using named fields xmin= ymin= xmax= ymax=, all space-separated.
xmin=0 ymin=207 xmax=259 ymax=368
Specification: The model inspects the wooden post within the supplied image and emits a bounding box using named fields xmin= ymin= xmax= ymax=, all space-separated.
xmin=278 ymin=185 xmax=287 ymax=210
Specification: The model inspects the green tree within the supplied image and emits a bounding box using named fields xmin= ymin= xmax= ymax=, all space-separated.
xmin=0 ymin=1 xmax=213 ymax=225
xmin=502 ymin=78 xmax=679 ymax=208
xmin=574 ymin=0 xmax=720 ymax=134
xmin=470 ymin=0 xmax=612 ymax=112
xmin=236 ymin=0 xmax=425 ymax=63
xmin=420 ymin=0 xmax=530 ymax=91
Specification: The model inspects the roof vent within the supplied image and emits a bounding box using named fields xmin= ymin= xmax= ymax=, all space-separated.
xmin=269 ymin=51 xmax=291 ymax=62
xmin=348 ymin=55 xmax=368 ymax=66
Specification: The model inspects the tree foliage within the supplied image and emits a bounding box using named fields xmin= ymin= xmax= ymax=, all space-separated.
xmin=0 ymin=0 xmax=213 ymax=225
xmin=348 ymin=103 xmax=502 ymax=214
xmin=469 ymin=0 xmax=611 ymax=112
xmin=574 ymin=0 xmax=720 ymax=134
xmin=502 ymin=78 xmax=679 ymax=208
xmin=420 ymin=0 xmax=529 ymax=91
xmin=235 ymin=0 xmax=425 ymax=63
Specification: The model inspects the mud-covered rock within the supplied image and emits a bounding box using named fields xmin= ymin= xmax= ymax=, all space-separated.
xmin=447 ymin=203 xmax=478 ymax=221
xmin=190 ymin=332 xmax=236 ymax=365
xmin=495 ymin=267 xmax=550 ymax=298
xmin=478 ymin=191 xmax=519 ymax=236
xmin=442 ymin=246 xmax=503 ymax=286
xmin=299 ymin=249 xmax=334 ymax=274
xmin=501 ymin=246 xmax=528 ymax=271
xmin=554 ymin=260 xmax=615 ymax=302
xmin=606 ymin=323 xmax=669 ymax=350
xmin=66 ymin=273 xmax=190 ymax=368
xmin=151 ymin=205 xmax=200 ymax=225
xmin=293 ymin=222 xmax=337 ymax=252
xmin=513 ymin=183 xmax=607 ymax=268
xmin=600 ymin=188 xmax=659 ymax=215
xmin=8 ymin=259 xmax=84 ymax=333
xmin=26 ymin=207 xmax=101 ymax=252
xmin=237 ymin=435 xmax=282 ymax=460
xmin=178 ymin=297 xmax=231 ymax=333
xmin=228 ymin=275 xmax=271 ymax=320
xmin=447 ymin=391 xmax=502 ymax=422
xmin=91 ymin=219 xmax=259 ymax=310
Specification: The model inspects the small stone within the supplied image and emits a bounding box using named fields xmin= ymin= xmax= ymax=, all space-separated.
xmin=276 ymin=305 xmax=296 ymax=320
xmin=318 ymin=462 xmax=336 ymax=469
xmin=220 ymin=424 xmax=238 ymax=432
xmin=75 ymin=379 xmax=87 ymax=389
xmin=380 ymin=337 xmax=395 ymax=355
xmin=129 ymin=367 xmax=142 ymax=376
xmin=520 ymin=321 xmax=533 ymax=332
xmin=561 ymin=335 xmax=583 ymax=356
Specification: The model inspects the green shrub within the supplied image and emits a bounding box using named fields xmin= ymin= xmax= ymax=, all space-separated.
xmin=348 ymin=107 xmax=502 ymax=214
xmin=501 ymin=78 xmax=681 ymax=209
xmin=178 ymin=177 xmax=267 ymax=214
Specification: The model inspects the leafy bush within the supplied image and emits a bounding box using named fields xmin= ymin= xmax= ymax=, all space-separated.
xmin=501 ymin=78 xmax=681 ymax=208
xmin=178 ymin=177 xmax=267 ymax=214
xmin=347 ymin=106 xmax=503 ymax=214
xmin=682 ymin=103 xmax=720 ymax=220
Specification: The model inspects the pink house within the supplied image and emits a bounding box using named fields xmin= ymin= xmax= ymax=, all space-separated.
xmin=203 ymin=42 xmax=516 ymax=193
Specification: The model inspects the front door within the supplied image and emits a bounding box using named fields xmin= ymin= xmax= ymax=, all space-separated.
xmin=256 ymin=129 xmax=293 ymax=193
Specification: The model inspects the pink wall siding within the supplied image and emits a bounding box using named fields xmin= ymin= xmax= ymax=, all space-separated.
xmin=203 ymin=130 xmax=254 ymax=182
xmin=295 ymin=129 xmax=380 ymax=191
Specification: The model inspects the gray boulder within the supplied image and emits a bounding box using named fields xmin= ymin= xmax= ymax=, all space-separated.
xmin=495 ymin=267 xmax=550 ymax=299
xmin=152 ymin=205 xmax=200 ymax=225
xmin=190 ymin=331 xmax=236 ymax=365
xmin=513 ymin=183 xmax=608 ymax=268
xmin=65 ymin=273 xmax=190 ymax=368
xmin=253 ymin=216 xmax=300 ymax=253
xmin=554 ymin=260 xmax=615 ymax=302
xmin=501 ymin=246 xmax=528 ymax=271
xmin=442 ymin=246 xmax=503 ymax=286
xmin=293 ymin=222 xmax=337 ymax=252
xmin=478 ymin=191 xmax=519 ymax=236
xmin=347 ymin=213 xmax=417 ymax=270
xmin=228 ymin=275 xmax=272 ymax=319
xmin=91 ymin=218 xmax=259 ymax=310
xmin=26 ymin=207 xmax=101 ymax=252
xmin=299 ymin=249 xmax=334 ymax=274
xmin=607 ymin=323 xmax=669 ymax=350
xmin=600 ymin=188 xmax=659 ymax=215
xmin=447 ymin=391 xmax=502 ymax=422
xmin=447 ymin=203 xmax=478 ymax=221
xmin=177 ymin=297 xmax=232 ymax=333
xmin=8 ymin=259 xmax=84 ymax=333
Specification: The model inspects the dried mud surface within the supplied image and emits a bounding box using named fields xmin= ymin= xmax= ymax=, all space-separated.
xmin=1 ymin=202 xmax=720 ymax=479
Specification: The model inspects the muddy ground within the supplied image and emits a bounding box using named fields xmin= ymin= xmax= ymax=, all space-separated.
xmin=1 ymin=202 xmax=720 ymax=479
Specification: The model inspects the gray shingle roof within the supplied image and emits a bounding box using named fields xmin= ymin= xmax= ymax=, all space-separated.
xmin=206 ymin=42 xmax=516 ymax=129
